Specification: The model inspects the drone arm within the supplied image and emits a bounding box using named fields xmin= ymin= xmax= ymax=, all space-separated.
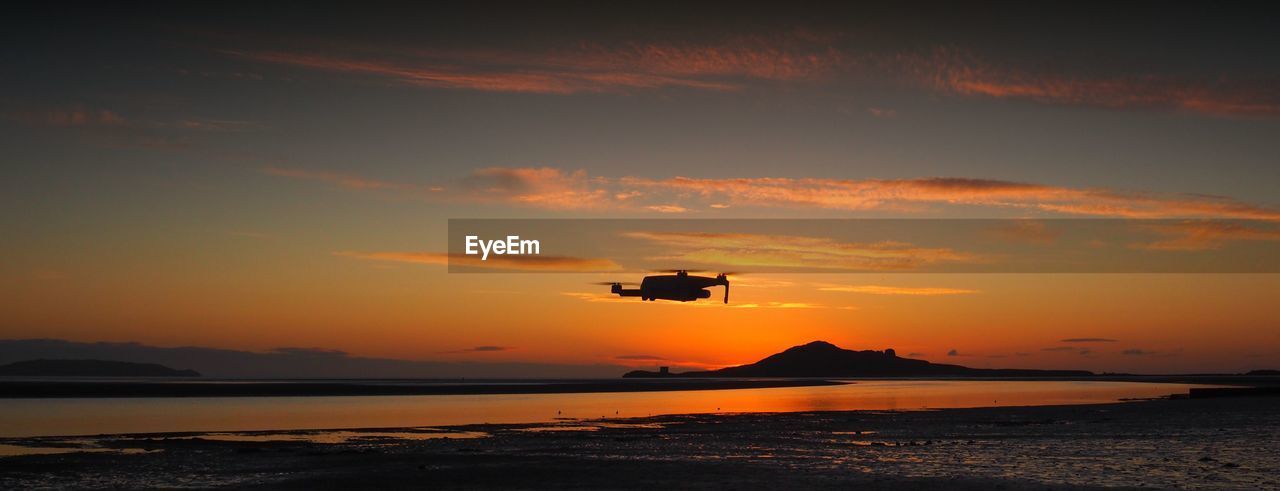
xmin=614 ymin=288 xmax=643 ymax=297
xmin=723 ymin=282 xmax=729 ymax=304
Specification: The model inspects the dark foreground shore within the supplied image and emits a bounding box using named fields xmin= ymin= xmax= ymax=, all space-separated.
xmin=3 ymin=395 xmax=1278 ymax=489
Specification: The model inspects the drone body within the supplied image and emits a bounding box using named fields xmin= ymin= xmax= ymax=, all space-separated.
xmin=603 ymin=270 xmax=731 ymax=304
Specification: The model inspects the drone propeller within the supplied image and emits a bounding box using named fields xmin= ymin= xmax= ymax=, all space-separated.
xmin=653 ymin=268 xmax=707 ymax=274
xmin=589 ymin=281 xmax=639 ymax=286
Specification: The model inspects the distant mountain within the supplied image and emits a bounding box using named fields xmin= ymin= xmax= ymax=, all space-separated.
xmin=624 ymin=341 xmax=1093 ymax=378
xmin=0 ymin=359 xmax=200 ymax=377
xmin=0 ymin=339 xmax=632 ymax=378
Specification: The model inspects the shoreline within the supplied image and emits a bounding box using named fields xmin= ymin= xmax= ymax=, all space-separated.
xmin=0 ymin=374 xmax=1272 ymax=399
xmin=2 ymin=395 xmax=1277 ymax=489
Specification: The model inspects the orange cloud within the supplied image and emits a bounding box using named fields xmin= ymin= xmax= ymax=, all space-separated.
xmin=624 ymin=231 xmax=975 ymax=271
xmin=816 ymin=284 xmax=979 ymax=296
xmin=272 ymin=166 xmax=1280 ymax=220
xmin=217 ymin=33 xmax=842 ymax=95
xmin=335 ymin=251 xmax=621 ymax=272
xmin=927 ymin=49 xmax=1280 ymax=118
xmin=1130 ymin=220 xmax=1280 ymax=251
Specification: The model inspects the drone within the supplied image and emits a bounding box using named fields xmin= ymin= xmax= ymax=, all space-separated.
xmin=595 ymin=270 xmax=734 ymax=304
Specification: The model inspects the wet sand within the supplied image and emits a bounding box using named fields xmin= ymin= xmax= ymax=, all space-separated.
xmin=3 ymin=395 xmax=1277 ymax=489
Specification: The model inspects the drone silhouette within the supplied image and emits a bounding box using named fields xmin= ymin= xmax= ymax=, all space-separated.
xmin=594 ymin=270 xmax=735 ymax=304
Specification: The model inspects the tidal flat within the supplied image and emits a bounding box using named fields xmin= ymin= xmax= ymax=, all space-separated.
xmin=2 ymin=395 xmax=1277 ymax=489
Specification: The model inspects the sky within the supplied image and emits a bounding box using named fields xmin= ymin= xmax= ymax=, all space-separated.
xmin=2 ymin=2 xmax=1278 ymax=375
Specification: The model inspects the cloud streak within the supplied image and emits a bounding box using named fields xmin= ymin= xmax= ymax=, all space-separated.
xmin=456 ymin=167 xmax=1280 ymax=219
xmin=927 ymin=49 xmax=1280 ymax=118
xmin=216 ymin=30 xmax=1280 ymax=118
xmin=1130 ymin=220 xmax=1280 ymax=251
xmin=334 ymin=251 xmax=622 ymax=272
xmin=268 ymin=165 xmax=1280 ymax=219
xmin=624 ymin=231 xmax=975 ymax=271
xmin=218 ymin=32 xmax=842 ymax=95
xmin=817 ymin=285 xmax=978 ymax=296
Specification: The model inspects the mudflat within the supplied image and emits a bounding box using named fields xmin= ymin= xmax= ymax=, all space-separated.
xmin=2 ymin=395 xmax=1277 ymax=489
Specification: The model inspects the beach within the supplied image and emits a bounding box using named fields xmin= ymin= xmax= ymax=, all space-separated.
xmin=3 ymin=393 xmax=1277 ymax=489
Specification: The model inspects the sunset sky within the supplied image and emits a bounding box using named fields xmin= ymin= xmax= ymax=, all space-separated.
xmin=3 ymin=3 xmax=1278 ymax=374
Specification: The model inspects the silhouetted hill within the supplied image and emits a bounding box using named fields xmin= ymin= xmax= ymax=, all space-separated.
xmin=1247 ymin=369 xmax=1280 ymax=376
xmin=0 ymin=359 xmax=200 ymax=377
xmin=624 ymin=341 xmax=1093 ymax=378
xmin=0 ymin=339 xmax=631 ymax=378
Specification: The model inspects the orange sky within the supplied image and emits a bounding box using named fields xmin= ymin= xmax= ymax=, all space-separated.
xmin=4 ymin=6 xmax=1280 ymax=375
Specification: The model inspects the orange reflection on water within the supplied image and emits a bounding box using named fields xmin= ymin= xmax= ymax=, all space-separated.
xmin=0 ymin=381 xmax=1211 ymax=438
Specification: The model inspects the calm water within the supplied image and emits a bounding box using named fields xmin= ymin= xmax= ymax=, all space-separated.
xmin=0 ymin=380 xmax=1210 ymax=438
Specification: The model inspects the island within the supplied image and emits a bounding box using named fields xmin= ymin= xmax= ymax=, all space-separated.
xmin=624 ymin=341 xmax=1093 ymax=378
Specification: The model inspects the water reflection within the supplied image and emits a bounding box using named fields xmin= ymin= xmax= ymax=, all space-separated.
xmin=0 ymin=380 xmax=1210 ymax=438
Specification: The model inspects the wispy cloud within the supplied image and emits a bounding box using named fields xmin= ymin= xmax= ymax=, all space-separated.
xmin=1130 ymin=220 xmax=1280 ymax=251
xmin=616 ymin=355 xmax=667 ymax=361
xmin=217 ymin=32 xmax=843 ymax=95
xmin=335 ymin=251 xmax=621 ymax=272
xmin=624 ymin=231 xmax=974 ymax=271
xmin=817 ymin=284 xmax=978 ymax=296
xmin=925 ymin=48 xmax=1280 ymax=118
xmin=216 ymin=29 xmax=1280 ymax=119
xmin=283 ymin=165 xmax=1280 ymax=219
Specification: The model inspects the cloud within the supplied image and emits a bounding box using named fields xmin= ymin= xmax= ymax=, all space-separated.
xmin=213 ymin=31 xmax=1280 ymax=119
xmin=616 ymin=355 xmax=667 ymax=361
xmin=947 ymin=349 xmax=959 ymax=356
xmin=989 ymin=220 xmax=1059 ymax=245
xmin=561 ymin=292 xmax=622 ymax=303
xmin=1121 ymin=348 xmax=1156 ymax=356
xmin=926 ymin=48 xmax=1280 ymax=118
xmin=731 ymin=302 xmax=822 ymax=309
xmin=1041 ymin=346 xmax=1078 ymax=352
xmin=625 ymin=231 xmax=974 ymax=271
xmin=441 ymin=346 xmax=513 ymax=354
xmin=275 ymin=165 xmax=1280 ymax=220
xmin=817 ymin=284 xmax=978 ymax=295
xmin=1060 ymin=338 xmax=1118 ymax=343
xmin=216 ymin=32 xmax=842 ymax=95
xmin=646 ymin=204 xmax=690 ymax=213
xmin=335 ymin=251 xmax=622 ymax=272
xmin=1130 ymin=220 xmax=1280 ymax=251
